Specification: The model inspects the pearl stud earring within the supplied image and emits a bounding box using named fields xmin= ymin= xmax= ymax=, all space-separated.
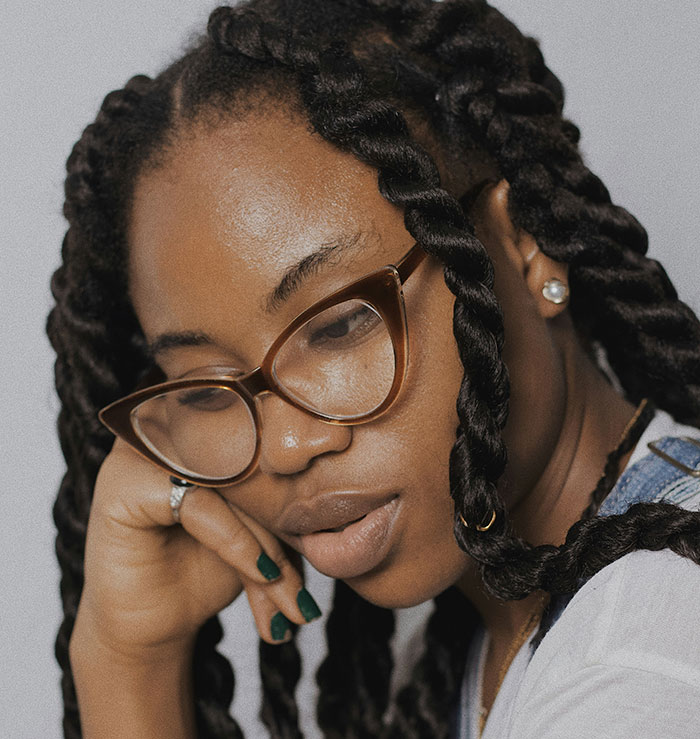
xmin=542 ymin=278 xmax=569 ymax=305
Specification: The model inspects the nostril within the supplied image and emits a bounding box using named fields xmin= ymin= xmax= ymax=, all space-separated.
xmin=255 ymin=393 xmax=353 ymax=477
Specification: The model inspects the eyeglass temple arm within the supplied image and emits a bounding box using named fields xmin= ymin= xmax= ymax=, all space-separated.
xmin=395 ymin=242 xmax=426 ymax=283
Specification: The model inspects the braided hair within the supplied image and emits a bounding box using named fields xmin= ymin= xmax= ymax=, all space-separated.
xmin=48 ymin=1 xmax=700 ymax=737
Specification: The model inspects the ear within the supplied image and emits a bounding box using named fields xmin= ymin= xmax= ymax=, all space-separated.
xmin=470 ymin=179 xmax=569 ymax=319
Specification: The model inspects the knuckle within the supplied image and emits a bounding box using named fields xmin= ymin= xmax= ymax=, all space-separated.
xmin=225 ymin=535 xmax=254 ymax=563
xmin=276 ymin=558 xmax=302 ymax=587
xmin=176 ymin=484 xmax=208 ymax=515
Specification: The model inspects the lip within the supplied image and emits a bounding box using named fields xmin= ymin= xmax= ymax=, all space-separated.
xmin=278 ymin=490 xmax=399 ymax=536
xmin=279 ymin=491 xmax=402 ymax=579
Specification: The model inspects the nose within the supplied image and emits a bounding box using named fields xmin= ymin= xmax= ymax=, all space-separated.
xmin=255 ymin=392 xmax=353 ymax=476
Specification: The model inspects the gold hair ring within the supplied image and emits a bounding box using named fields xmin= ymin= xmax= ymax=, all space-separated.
xmin=459 ymin=509 xmax=497 ymax=532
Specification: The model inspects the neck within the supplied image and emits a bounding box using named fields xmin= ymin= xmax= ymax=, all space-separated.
xmin=456 ymin=329 xmax=640 ymax=644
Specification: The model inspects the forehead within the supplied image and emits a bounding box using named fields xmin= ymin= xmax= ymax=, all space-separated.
xmin=127 ymin=107 xmax=408 ymax=357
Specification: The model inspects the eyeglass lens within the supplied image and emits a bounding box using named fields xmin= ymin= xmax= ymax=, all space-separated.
xmin=130 ymin=299 xmax=397 ymax=480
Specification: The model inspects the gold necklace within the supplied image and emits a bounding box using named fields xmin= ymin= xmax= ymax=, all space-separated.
xmin=477 ymin=397 xmax=650 ymax=736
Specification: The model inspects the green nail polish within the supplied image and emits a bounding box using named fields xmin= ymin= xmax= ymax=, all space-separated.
xmin=270 ymin=611 xmax=292 ymax=642
xmin=297 ymin=587 xmax=322 ymax=622
xmin=257 ymin=552 xmax=281 ymax=581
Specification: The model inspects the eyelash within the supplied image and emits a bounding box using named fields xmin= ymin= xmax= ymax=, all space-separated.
xmin=303 ymin=304 xmax=381 ymax=350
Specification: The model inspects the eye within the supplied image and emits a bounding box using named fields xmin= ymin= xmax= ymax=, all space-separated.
xmin=304 ymin=302 xmax=383 ymax=350
xmin=175 ymin=387 xmax=237 ymax=412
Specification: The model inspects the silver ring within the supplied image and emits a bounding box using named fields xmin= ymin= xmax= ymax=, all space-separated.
xmin=169 ymin=476 xmax=195 ymax=524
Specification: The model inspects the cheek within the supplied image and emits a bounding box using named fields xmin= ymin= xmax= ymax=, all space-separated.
xmin=346 ymin=268 xmax=472 ymax=607
xmin=383 ymin=260 xmax=463 ymax=455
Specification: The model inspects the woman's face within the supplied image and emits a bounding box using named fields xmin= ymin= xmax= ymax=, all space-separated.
xmin=127 ymin=106 xmax=561 ymax=608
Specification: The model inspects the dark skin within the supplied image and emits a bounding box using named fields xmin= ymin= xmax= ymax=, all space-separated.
xmin=70 ymin=106 xmax=637 ymax=737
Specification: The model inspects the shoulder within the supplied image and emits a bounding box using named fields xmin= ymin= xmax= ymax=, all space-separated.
xmin=505 ymin=549 xmax=700 ymax=737
xmin=501 ymin=417 xmax=700 ymax=736
xmin=552 ymin=548 xmax=700 ymax=675
xmin=529 ymin=548 xmax=700 ymax=685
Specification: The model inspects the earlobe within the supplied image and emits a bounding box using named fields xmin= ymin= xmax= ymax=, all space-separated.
xmin=523 ymin=242 xmax=570 ymax=319
xmin=471 ymin=179 xmax=569 ymax=320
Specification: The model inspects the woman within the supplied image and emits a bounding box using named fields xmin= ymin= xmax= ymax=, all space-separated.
xmin=47 ymin=0 xmax=700 ymax=737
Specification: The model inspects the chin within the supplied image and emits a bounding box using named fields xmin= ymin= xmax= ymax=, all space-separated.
xmin=343 ymin=548 xmax=471 ymax=609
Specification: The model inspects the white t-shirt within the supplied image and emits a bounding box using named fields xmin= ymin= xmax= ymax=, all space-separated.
xmin=459 ymin=412 xmax=700 ymax=739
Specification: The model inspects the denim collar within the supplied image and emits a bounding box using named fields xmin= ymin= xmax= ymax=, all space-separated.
xmin=598 ymin=435 xmax=700 ymax=516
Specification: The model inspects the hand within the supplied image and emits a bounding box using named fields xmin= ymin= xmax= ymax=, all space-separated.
xmin=73 ymin=439 xmax=318 ymax=659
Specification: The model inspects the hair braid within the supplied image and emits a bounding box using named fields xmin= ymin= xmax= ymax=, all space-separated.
xmin=194 ymin=617 xmax=244 ymax=738
xmin=388 ymin=587 xmax=478 ymax=739
xmin=48 ymin=74 xmax=155 ymax=738
xmin=259 ymin=630 xmax=303 ymax=738
xmin=315 ymin=581 xmax=395 ymax=738
xmin=489 ymin=502 xmax=700 ymax=599
xmin=49 ymin=73 xmax=247 ymax=738
xmin=288 ymin=8 xmax=532 ymax=598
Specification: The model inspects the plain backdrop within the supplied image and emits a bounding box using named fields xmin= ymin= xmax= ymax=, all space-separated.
xmin=2 ymin=1 xmax=699 ymax=737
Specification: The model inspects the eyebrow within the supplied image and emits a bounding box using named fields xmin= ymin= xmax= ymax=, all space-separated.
xmin=265 ymin=231 xmax=367 ymax=312
xmin=148 ymin=331 xmax=213 ymax=357
xmin=147 ymin=230 xmax=372 ymax=357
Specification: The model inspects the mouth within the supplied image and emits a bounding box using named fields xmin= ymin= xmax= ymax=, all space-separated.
xmin=282 ymin=493 xmax=402 ymax=580
xmin=279 ymin=490 xmax=399 ymax=536
xmin=317 ymin=514 xmax=367 ymax=534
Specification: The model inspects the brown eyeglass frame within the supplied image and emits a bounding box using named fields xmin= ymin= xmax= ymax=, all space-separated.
xmin=98 ymin=241 xmax=427 ymax=487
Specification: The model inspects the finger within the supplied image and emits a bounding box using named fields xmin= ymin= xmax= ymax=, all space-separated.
xmin=228 ymin=503 xmax=322 ymax=626
xmin=93 ymin=440 xmax=190 ymax=530
xmin=177 ymin=486 xmax=283 ymax=586
xmin=227 ymin=503 xmax=291 ymax=568
xmin=245 ymin=582 xmax=294 ymax=644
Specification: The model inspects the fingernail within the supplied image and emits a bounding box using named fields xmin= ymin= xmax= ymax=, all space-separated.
xmin=257 ymin=552 xmax=281 ymax=581
xmin=270 ymin=611 xmax=292 ymax=642
xmin=297 ymin=587 xmax=322 ymax=622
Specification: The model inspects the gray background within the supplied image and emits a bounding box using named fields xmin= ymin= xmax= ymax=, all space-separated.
xmin=2 ymin=1 xmax=698 ymax=737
